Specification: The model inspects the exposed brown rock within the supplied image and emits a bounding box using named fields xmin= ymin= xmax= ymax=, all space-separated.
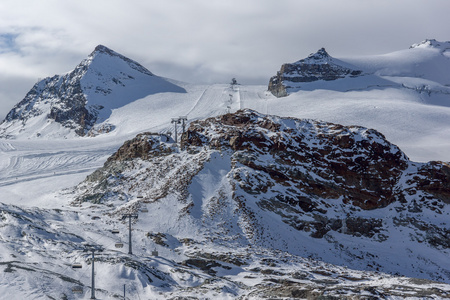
xmin=413 ymin=161 xmax=450 ymax=204
xmin=107 ymin=132 xmax=172 ymax=161
xmin=183 ymin=110 xmax=409 ymax=210
xmin=84 ymin=109 xmax=450 ymax=214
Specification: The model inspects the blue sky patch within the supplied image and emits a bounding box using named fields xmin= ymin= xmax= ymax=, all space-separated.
xmin=0 ymin=33 xmax=19 ymax=53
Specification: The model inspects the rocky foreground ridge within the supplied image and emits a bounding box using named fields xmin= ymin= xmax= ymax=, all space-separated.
xmin=268 ymin=48 xmax=363 ymax=97
xmin=74 ymin=109 xmax=450 ymax=288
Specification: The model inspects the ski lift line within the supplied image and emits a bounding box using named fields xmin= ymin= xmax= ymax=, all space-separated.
xmin=87 ymin=220 xmax=129 ymax=249
xmin=62 ymin=207 xmax=149 ymax=286
xmin=56 ymin=246 xmax=91 ymax=282
xmin=67 ymin=237 xmax=125 ymax=285
xmin=58 ymin=218 xmax=135 ymax=291
xmin=49 ymin=252 xmax=82 ymax=290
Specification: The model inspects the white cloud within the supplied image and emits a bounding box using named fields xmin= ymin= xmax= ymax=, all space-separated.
xmin=0 ymin=0 xmax=449 ymax=119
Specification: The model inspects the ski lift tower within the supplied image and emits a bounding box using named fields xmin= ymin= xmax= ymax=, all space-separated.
xmin=231 ymin=77 xmax=237 ymax=88
xmin=84 ymin=244 xmax=103 ymax=300
xmin=179 ymin=116 xmax=188 ymax=135
xmin=122 ymin=214 xmax=138 ymax=255
xmin=171 ymin=118 xmax=180 ymax=143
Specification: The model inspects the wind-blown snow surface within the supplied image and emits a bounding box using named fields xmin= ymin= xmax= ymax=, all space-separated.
xmin=0 ymin=40 xmax=449 ymax=298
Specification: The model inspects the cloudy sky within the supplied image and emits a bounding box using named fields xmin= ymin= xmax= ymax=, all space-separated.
xmin=0 ymin=0 xmax=449 ymax=119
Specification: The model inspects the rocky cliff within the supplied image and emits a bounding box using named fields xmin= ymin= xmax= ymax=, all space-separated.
xmin=74 ymin=109 xmax=450 ymax=283
xmin=268 ymin=48 xmax=363 ymax=97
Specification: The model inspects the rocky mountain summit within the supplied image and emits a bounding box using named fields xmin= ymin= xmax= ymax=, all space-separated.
xmin=268 ymin=39 xmax=450 ymax=100
xmin=268 ymin=48 xmax=363 ymax=97
xmin=0 ymin=45 xmax=185 ymax=138
xmin=74 ymin=109 xmax=450 ymax=285
xmin=410 ymin=38 xmax=450 ymax=50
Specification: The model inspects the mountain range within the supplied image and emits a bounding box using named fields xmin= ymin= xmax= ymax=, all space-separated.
xmin=0 ymin=40 xmax=449 ymax=299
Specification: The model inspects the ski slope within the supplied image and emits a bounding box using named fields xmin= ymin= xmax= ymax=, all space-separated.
xmin=1 ymin=81 xmax=450 ymax=209
xmin=0 ymin=82 xmax=450 ymax=298
xmin=105 ymin=81 xmax=450 ymax=163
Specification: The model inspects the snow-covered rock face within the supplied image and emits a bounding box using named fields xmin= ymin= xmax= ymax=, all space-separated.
xmin=269 ymin=39 xmax=450 ymax=98
xmin=0 ymin=45 xmax=185 ymax=139
xmin=74 ymin=109 xmax=450 ymax=283
xmin=268 ymin=48 xmax=363 ymax=97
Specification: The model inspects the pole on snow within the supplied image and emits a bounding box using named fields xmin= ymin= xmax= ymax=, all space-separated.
xmin=122 ymin=214 xmax=138 ymax=255
xmin=82 ymin=245 xmax=103 ymax=299
xmin=171 ymin=116 xmax=188 ymax=143
xmin=90 ymin=249 xmax=95 ymax=299
xmin=171 ymin=118 xmax=179 ymax=143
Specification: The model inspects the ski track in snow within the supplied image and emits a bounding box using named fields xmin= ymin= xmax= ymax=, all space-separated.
xmin=0 ymin=141 xmax=16 ymax=151
xmin=185 ymin=86 xmax=208 ymax=118
xmin=185 ymin=84 xmax=232 ymax=119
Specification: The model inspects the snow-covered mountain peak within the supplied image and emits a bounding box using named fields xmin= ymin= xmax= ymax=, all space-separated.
xmin=86 ymin=44 xmax=154 ymax=77
xmin=410 ymin=39 xmax=450 ymax=50
xmin=92 ymin=44 xmax=119 ymax=55
xmin=269 ymin=47 xmax=363 ymax=96
xmin=297 ymin=47 xmax=332 ymax=64
xmin=0 ymin=45 xmax=185 ymax=139
xmin=269 ymin=39 xmax=450 ymax=97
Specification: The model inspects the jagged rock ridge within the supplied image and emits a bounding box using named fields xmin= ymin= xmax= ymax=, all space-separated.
xmin=74 ymin=109 xmax=450 ymax=283
xmin=268 ymin=48 xmax=363 ymax=97
xmin=0 ymin=45 xmax=185 ymax=138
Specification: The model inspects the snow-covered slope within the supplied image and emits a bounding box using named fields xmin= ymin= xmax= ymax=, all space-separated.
xmin=0 ymin=110 xmax=448 ymax=299
xmin=347 ymin=39 xmax=450 ymax=86
xmin=1 ymin=199 xmax=447 ymax=299
xmin=0 ymin=45 xmax=185 ymax=138
xmin=0 ymin=40 xmax=450 ymax=298
xmin=74 ymin=109 xmax=450 ymax=283
xmin=268 ymin=39 xmax=450 ymax=110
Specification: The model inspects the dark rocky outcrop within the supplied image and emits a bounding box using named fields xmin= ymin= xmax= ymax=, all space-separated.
xmin=268 ymin=48 xmax=363 ymax=97
xmin=79 ymin=109 xmax=449 ymax=213
xmin=183 ymin=109 xmax=409 ymax=210
xmin=73 ymin=109 xmax=450 ymax=282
